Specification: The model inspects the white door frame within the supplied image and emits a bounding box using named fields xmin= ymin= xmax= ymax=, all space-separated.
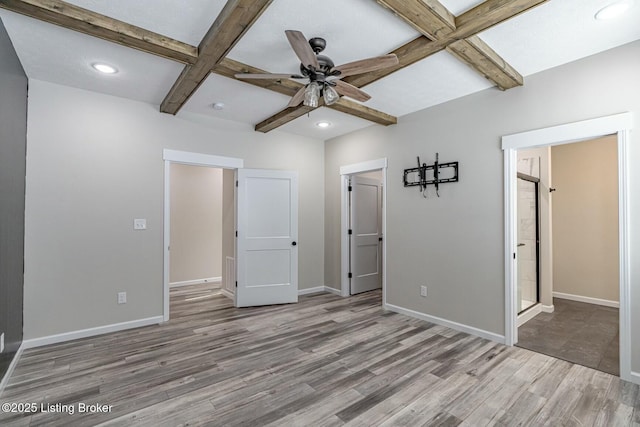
xmin=501 ymin=112 xmax=634 ymax=383
xmin=340 ymin=158 xmax=388 ymax=306
xmin=162 ymin=149 xmax=243 ymax=322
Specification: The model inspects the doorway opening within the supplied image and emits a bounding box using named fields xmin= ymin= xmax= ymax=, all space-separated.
xmin=340 ymin=159 xmax=387 ymax=306
xmin=163 ymin=149 xmax=242 ymax=321
xmin=502 ymin=112 xmax=633 ymax=384
xmin=514 ymin=137 xmax=620 ymax=376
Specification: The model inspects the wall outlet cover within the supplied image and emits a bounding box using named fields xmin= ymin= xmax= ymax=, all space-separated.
xmin=118 ymin=292 xmax=127 ymax=304
xmin=0 ymin=332 xmax=4 ymax=353
xmin=420 ymin=286 xmax=427 ymax=297
xmin=134 ymin=219 xmax=147 ymax=230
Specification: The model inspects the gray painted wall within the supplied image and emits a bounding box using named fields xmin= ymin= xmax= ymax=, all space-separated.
xmin=23 ymin=79 xmax=325 ymax=340
xmin=325 ymin=40 xmax=640 ymax=372
xmin=0 ymin=17 xmax=27 ymax=377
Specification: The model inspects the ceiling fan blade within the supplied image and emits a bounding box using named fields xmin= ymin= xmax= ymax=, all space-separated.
xmin=288 ymin=86 xmax=307 ymax=108
xmin=334 ymin=54 xmax=399 ymax=78
xmin=334 ymin=80 xmax=371 ymax=102
xmin=235 ymin=73 xmax=304 ymax=80
xmin=285 ymin=30 xmax=320 ymax=70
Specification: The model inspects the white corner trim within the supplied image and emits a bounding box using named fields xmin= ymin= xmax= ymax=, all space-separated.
xmin=220 ymin=288 xmax=234 ymax=300
xmin=552 ymin=292 xmax=620 ymax=308
xmin=340 ymin=158 xmax=388 ymax=176
xmin=324 ymin=286 xmax=342 ymax=296
xmin=22 ymin=316 xmax=164 ymax=349
xmin=630 ymin=371 xmax=640 ymax=386
xmin=384 ymin=303 xmax=505 ymax=344
xmin=0 ymin=343 xmax=24 ymax=397
xmin=298 ymin=286 xmax=342 ymax=296
xmin=517 ymin=304 xmax=542 ymax=327
xmin=170 ymin=277 xmax=221 ymax=288
xmin=541 ymin=304 xmax=555 ymax=313
xmin=163 ymin=149 xmax=243 ymax=169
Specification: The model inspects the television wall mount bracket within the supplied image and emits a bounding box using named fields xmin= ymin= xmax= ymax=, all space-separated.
xmin=403 ymin=153 xmax=458 ymax=198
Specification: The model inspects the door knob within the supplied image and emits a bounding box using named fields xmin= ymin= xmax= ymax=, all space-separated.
xmin=292 ymin=241 xmax=297 ymax=246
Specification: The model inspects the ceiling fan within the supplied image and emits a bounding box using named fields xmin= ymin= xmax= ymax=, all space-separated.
xmin=235 ymin=30 xmax=399 ymax=108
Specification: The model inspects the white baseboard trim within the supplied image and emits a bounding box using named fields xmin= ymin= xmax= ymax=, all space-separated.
xmin=0 ymin=343 xmax=24 ymax=397
xmin=517 ymin=304 xmax=542 ymax=327
xmin=170 ymin=277 xmax=221 ymax=288
xmin=384 ymin=303 xmax=505 ymax=344
xmin=541 ymin=304 xmax=555 ymax=313
xmin=553 ymin=292 xmax=619 ymax=308
xmin=628 ymin=371 xmax=640 ymax=386
xmin=324 ymin=286 xmax=342 ymax=296
xmin=298 ymin=286 xmax=342 ymax=296
xmin=22 ymin=316 xmax=164 ymax=349
xmin=220 ymin=288 xmax=234 ymax=300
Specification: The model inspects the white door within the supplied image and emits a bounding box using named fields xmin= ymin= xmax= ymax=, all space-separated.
xmin=236 ymin=169 xmax=298 ymax=307
xmin=350 ymin=175 xmax=382 ymax=295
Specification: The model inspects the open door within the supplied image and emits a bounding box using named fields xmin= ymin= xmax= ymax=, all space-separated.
xmin=350 ymin=175 xmax=382 ymax=295
xmin=236 ymin=169 xmax=298 ymax=307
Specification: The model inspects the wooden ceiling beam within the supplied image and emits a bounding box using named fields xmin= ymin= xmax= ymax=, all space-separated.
xmin=160 ymin=0 xmax=273 ymax=115
xmin=447 ymin=36 xmax=522 ymax=90
xmin=213 ymin=58 xmax=302 ymax=98
xmin=0 ymin=0 xmax=197 ymax=64
xmin=375 ymin=0 xmax=455 ymax=40
xmin=371 ymin=0 xmax=527 ymax=91
xmin=254 ymin=97 xmax=397 ymax=133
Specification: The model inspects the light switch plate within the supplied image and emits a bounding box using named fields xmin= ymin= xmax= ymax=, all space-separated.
xmin=134 ymin=219 xmax=146 ymax=230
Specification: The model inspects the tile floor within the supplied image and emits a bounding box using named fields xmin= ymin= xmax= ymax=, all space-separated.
xmin=517 ymin=297 xmax=619 ymax=376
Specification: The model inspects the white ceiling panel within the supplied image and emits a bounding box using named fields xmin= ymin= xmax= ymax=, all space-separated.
xmin=182 ymin=73 xmax=292 ymax=125
xmin=0 ymin=10 xmax=183 ymax=105
xmin=278 ymin=107 xmax=375 ymax=141
xmin=361 ymin=51 xmax=495 ymax=117
xmin=64 ymin=0 xmax=226 ymax=46
xmin=479 ymin=0 xmax=640 ymax=76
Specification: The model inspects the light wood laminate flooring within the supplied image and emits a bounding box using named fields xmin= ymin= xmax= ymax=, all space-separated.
xmin=1 ymin=284 xmax=638 ymax=426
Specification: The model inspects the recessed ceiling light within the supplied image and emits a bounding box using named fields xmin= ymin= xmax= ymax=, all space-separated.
xmin=595 ymin=0 xmax=633 ymax=20
xmin=212 ymin=102 xmax=225 ymax=110
xmin=316 ymin=121 xmax=332 ymax=128
xmin=92 ymin=63 xmax=118 ymax=74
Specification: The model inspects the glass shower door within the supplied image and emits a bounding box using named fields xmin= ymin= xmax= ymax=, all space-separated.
xmin=517 ymin=174 xmax=540 ymax=313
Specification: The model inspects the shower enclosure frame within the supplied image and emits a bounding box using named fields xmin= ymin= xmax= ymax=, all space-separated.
xmin=516 ymin=172 xmax=540 ymax=315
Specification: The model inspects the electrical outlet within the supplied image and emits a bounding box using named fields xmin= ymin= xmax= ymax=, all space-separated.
xmin=420 ymin=286 xmax=428 ymax=297
xmin=118 ymin=292 xmax=127 ymax=304
xmin=133 ymin=219 xmax=147 ymax=230
xmin=1 ymin=333 xmax=4 ymax=353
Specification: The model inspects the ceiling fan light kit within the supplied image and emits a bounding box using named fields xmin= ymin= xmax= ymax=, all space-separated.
xmin=235 ymin=30 xmax=398 ymax=110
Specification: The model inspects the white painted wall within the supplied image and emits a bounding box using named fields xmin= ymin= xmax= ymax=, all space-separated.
xmin=23 ymin=79 xmax=324 ymax=340
xmin=169 ymin=164 xmax=222 ymax=284
xmin=325 ymin=40 xmax=640 ymax=372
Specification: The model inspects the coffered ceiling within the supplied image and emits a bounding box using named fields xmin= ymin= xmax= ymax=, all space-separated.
xmin=1 ymin=0 xmax=638 ymax=140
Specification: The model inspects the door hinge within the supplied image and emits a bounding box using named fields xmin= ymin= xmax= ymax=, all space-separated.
xmin=235 ymin=281 xmax=238 ymax=288
xmin=236 ymin=180 xmax=238 ymax=187
xmin=348 ymin=272 xmax=352 ymax=279
xmin=348 ymin=229 xmax=353 ymax=235
xmin=235 ymin=230 xmax=238 ymax=237
xmin=513 ymin=253 xmax=516 ymax=259
xmin=348 ymin=185 xmax=352 ymax=192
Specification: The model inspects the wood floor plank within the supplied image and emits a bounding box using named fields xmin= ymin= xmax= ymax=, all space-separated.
xmin=0 ymin=285 xmax=637 ymax=426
